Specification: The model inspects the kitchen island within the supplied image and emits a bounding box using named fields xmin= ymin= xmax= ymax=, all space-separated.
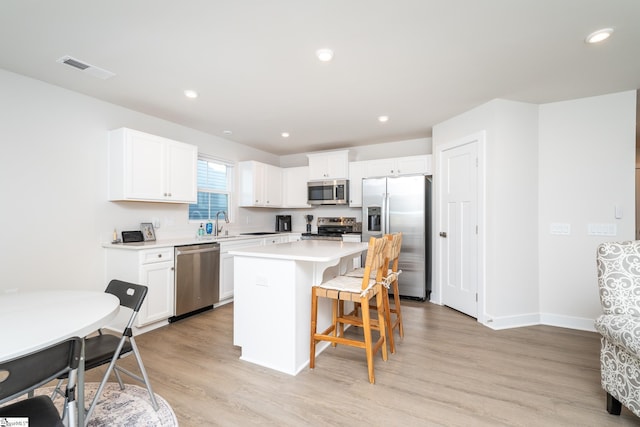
xmin=230 ymin=240 xmax=368 ymax=375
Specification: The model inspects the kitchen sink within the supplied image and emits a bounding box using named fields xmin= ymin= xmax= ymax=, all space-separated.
xmin=198 ymin=235 xmax=239 ymax=241
xmin=240 ymin=232 xmax=277 ymax=236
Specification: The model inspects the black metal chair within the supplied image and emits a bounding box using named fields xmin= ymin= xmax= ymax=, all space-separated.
xmin=53 ymin=280 xmax=158 ymax=424
xmin=0 ymin=337 xmax=82 ymax=427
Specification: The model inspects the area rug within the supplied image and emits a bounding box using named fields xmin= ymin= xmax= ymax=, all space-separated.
xmin=38 ymin=382 xmax=178 ymax=426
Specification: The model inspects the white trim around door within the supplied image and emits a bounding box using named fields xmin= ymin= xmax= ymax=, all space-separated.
xmin=432 ymin=131 xmax=486 ymax=325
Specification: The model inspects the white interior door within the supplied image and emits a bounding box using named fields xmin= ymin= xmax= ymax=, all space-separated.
xmin=439 ymin=138 xmax=479 ymax=318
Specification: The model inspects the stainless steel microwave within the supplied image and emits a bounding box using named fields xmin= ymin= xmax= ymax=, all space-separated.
xmin=307 ymin=179 xmax=349 ymax=205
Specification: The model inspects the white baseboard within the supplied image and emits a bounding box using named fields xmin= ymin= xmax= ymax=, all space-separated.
xmin=481 ymin=311 xmax=596 ymax=332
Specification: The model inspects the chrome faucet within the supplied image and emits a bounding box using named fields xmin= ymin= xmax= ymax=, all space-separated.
xmin=214 ymin=211 xmax=229 ymax=236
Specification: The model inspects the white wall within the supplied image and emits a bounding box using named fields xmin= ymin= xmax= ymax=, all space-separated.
xmin=432 ymin=99 xmax=540 ymax=326
xmin=0 ymin=69 xmax=414 ymax=293
xmin=538 ymin=91 xmax=636 ymax=329
xmin=0 ymin=69 xmax=278 ymax=292
xmin=432 ymin=92 xmax=636 ymax=331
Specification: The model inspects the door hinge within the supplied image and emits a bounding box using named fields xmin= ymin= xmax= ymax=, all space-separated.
xmin=476 ymin=157 xmax=478 ymax=167
xmin=476 ymin=293 xmax=478 ymax=302
xmin=476 ymin=225 xmax=478 ymax=234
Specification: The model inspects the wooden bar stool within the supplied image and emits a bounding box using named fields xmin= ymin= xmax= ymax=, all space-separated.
xmin=345 ymin=233 xmax=403 ymax=353
xmin=309 ymin=236 xmax=388 ymax=384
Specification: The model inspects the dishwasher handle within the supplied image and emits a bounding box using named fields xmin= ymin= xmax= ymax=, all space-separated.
xmin=175 ymin=244 xmax=220 ymax=256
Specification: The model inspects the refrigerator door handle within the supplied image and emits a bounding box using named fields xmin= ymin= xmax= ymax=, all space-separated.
xmin=383 ymin=192 xmax=390 ymax=234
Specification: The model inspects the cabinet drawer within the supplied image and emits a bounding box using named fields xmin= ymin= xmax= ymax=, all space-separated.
xmin=140 ymin=248 xmax=174 ymax=264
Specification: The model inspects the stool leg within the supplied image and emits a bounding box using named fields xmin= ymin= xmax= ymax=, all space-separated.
xmin=376 ymin=289 xmax=388 ymax=362
xmin=361 ymin=295 xmax=375 ymax=384
xmin=383 ymin=287 xmax=395 ymax=353
xmin=392 ymin=278 xmax=404 ymax=338
xmin=309 ymin=288 xmax=318 ymax=369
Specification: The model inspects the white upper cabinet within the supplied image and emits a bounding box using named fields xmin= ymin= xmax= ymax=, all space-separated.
xmin=282 ymin=166 xmax=311 ymax=208
xmin=365 ymin=154 xmax=432 ymax=177
xmin=108 ymin=128 xmax=197 ymax=203
xmin=238 ymin=161 xmax=283 ymax=207
xmin=348 ymin=161 xmax=367 ymax=207
xmin=307 ymin=150 xmax=349 ymax=180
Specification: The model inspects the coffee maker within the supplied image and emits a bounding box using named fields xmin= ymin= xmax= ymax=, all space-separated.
xmin=276 ymin=215 xmax=292 ymax=232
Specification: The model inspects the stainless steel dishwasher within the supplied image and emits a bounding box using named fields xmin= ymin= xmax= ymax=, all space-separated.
xmin=170 ymin=242 xmax=220 ymax=322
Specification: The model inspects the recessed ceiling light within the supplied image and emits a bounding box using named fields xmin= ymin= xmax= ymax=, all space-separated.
xmin=223 ymin=130 xmax=232 ymax=135
xmin=585 ymin=28 xmax=614 ymax=44
xmin=184 ymin=90 xmax=198 ymax=99
xmin=316 ymin=48 xmax=334 ymax=62
xmin=378 ymin=115 xmax=389 ymax=123
xmin=281 ymin=132 xmax=290 ymax=138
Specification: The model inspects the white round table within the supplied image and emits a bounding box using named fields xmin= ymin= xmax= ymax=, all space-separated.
xmin=0 ymin=290 xmax=120 ymax=361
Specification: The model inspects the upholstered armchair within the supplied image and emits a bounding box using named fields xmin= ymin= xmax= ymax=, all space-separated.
xmin=594 ymin=241 xmax=640 ymax=417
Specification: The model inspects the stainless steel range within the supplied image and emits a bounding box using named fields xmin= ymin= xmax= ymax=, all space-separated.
xmin=301 ymin=217 xmax=360 ymax=241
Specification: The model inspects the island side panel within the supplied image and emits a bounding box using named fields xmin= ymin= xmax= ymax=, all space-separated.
xmin=233 ymin=256 xmax=298 ymax=374
xmin=233 ymin=255 xmax=336 ymax=375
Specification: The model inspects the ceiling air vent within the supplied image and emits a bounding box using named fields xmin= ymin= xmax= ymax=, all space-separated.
xmin=56 ymin=55 xmax=115 ymax=80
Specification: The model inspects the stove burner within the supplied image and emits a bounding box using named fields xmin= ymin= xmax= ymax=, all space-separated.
xmin=301 ymin=217 xmax=360 ymax=241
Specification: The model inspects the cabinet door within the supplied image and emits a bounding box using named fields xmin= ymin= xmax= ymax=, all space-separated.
xmin=238 ymin=161 xmax=261 ymax=206
xmin=237 ymin=161 xmax=282 ymax=207
xmin=125 ymin=131 xmax=165 ymax=199
xmin=220 ymin=252 xmax=234 ymax=301
xmin=307 ymin=155 xmax=328 ymax=180
xmin=264 ymin=164 xmax=283 ymax=206
xmin=282 ymin=167 xmax=310 ymax=207
xmin=307 ymin=151 xmax=349 ymax=180
xmin=366 ymin=158 xmax=396 ymax=177
xmin=348 ymin=161 xmax=367 ymax=207
xmin=109 ymin=128 xmax=198 ymax=203
xmin=137 ymin=260 xmax=175 ymax=326
xmin=166 ymin=141 xmax=197 ymax=202
xmin=325 ymin=152 xmax=349 ymax=179
xmin=396 ymin=155 xmax=431 ymax=175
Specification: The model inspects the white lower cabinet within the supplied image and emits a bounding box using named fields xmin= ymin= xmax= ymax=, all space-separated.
xmin=288 ymin=233 xmax=302 ymax=242
xmin=104 ymin=247 xmax=175 ymax=330
xmin=219 ymin=235 xmax=293 ymax=303
xmin=219 ymin=237 xmax=265 ymax=303
xmin=342 ymin=234 xmax=363 ymax=268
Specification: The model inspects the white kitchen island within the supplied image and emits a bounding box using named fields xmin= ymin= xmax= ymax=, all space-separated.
xmin=230 ymin=240 xmax=367 ymax=375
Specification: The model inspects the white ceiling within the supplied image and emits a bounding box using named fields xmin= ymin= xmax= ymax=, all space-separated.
xmin=1 ymin=1 xmax=639 ymax=155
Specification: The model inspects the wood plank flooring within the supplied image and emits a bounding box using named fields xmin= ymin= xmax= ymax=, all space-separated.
xmin=86 ymin=301 xmax=640 ymax=426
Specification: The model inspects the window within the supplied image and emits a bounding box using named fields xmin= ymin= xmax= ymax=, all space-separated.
xmin=189 ymin=155 xmax=232 ymax=221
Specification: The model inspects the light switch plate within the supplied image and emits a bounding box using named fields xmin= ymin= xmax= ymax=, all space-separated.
xmin=550 ymin=223 xmax=571 ymax=235
xmin=588 ymin=223 xmax=617 ymax=236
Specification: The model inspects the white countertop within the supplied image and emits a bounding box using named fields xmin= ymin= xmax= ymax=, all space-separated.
xmin=229 ymin=240 xmax=368 ymax=262
xmin=102 ymin=232 xmax=296 ymax=250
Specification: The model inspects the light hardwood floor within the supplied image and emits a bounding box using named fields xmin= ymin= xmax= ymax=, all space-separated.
xmin=87 ymin=301 xmax=640 ymax=426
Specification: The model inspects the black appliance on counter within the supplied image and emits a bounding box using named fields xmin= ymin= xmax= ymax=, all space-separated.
xmin=276 ymin=215 xmax=292 ymax=232
xmin=301 ymin=217 xmax=359 ymax=241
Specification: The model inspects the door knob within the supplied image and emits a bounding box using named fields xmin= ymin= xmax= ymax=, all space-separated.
xmin=439 ymin=232 xmax=447 ymax=238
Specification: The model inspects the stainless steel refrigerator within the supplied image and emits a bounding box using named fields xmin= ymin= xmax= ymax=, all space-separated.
xmin=362 ymin=175 xmax=431 ymax=300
